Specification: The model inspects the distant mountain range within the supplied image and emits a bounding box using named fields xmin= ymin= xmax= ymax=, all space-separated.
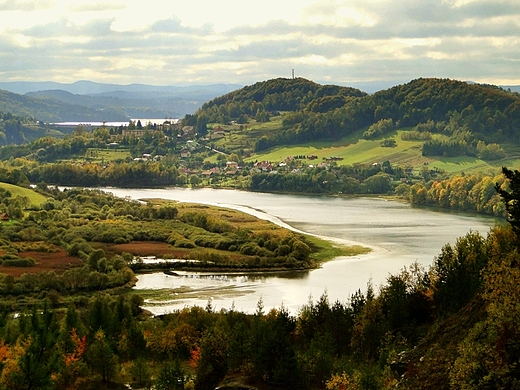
xmin=0 ymin=79 xmax=518 ymax=123
xmin=0 ymin=81 xmax=242 ymax=122
xmin=0 ymin=80 xmax=241 ymax=97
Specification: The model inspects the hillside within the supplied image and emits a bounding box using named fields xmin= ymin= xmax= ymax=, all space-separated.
xmin=181 ymin=78 xmax=517 ymax=167
xmin=0 ymin=182 xmax=47 ymax=207
xmin=0 ymin=80 xmax=241 ymax=96
xmin=0 ymin=88 xmax=129 ymax=122
xmin=26 ymin=84 xmax=242 ymax=120
xmin=194 ymin=78 xmax=520 ymax=151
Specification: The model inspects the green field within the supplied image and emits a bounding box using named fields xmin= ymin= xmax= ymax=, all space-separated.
xmin=243 ymin=129 xmax=515 ymax=176
xmin=85 ymin=148 xmax=132 ymax=162
xmin=0 ymin=182 xmax=47 ymax=206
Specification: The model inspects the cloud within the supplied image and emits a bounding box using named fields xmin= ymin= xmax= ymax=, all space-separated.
xmin=69 ymin=2 xmax=126 ymax=12
xmin=22 ymin=18 xmax=115 ymax=38
xmin=0 ymin=0 xmax=54 ymax=12
xmin=0 ymin=0 xmax=519 ymax=86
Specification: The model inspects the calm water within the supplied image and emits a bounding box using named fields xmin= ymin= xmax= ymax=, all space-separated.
xmin=99 ymin=187 xmax=500 ymax=315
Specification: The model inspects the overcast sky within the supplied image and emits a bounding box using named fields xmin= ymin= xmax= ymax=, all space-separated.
xmin=1 ymin=0 xmax=519 ymax=89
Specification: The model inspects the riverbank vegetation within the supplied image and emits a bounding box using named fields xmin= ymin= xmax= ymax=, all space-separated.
xmin=0 ymin=175 xmax=518 ymax=389
xmin=0 ymin=184 xmax=358 ymax=303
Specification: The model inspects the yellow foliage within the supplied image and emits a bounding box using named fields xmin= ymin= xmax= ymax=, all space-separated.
xmin=0 ymin=338 xmax=30 ymax=389
xmin=326 ymin=371 xmax=362 ymax=390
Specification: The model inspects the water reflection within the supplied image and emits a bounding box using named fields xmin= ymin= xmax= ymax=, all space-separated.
xmin=100 ymin=187 xmax=499 ymax=315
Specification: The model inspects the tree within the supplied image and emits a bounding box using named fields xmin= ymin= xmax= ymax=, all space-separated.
xmin=130 ymin=358 xmax=152 ymax=389
xmin=495 ymin=167 xmax=520 ymax=235
xmin=194 ymin=328 xmax=228 ymax=390
xmin=156 ymin=360 xmax=188 ymax=390
xmin=364 ymin=172 xmax=392 ymax=194
xmin=86 ymin=330 xmax=117 ymax=382
xmin=196 ymin=115 xmax=208 ymax=137
xmin=3 ymin=305 xmax=60 ymax=390
xmin=189 ymin=175 xmax=201 ymax=187
xmin=88 ymin=249 xmax=106 ymax=271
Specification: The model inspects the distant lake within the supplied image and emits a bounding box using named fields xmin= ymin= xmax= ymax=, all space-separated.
xmin=99 ymin=187 xmax=501 ymax=315
xmin=52 ymin=118 xmax=179 ymax=127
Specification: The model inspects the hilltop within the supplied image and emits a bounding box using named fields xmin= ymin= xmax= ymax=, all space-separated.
xmin=194 ymin=77 xmax=520 ymax=151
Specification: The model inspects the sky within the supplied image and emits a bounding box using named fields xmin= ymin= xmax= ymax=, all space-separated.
xmin=1 ymin=0 xmax=519 ymax=90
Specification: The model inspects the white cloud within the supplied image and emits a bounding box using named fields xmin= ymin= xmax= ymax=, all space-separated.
xmin=68 ymin=2 xmax=126 ymax=13
xmin=0 ymin=0 xmax=518 ymax=87
xmin=0 ymin=0 xmax=55 ymax=12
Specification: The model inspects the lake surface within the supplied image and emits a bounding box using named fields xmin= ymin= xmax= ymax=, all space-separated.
xmin=99 ymin=187 xmax=500 ymax=315
xmin=52 ymin=118 xmax=178 ymax=127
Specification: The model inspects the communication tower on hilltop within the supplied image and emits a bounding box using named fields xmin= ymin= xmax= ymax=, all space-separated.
xmin=292 ymin=69 xmax=295 ymax=79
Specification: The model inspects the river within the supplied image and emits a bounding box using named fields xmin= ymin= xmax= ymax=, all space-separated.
xmin=99 ymin=187 xmax=500 ymax=315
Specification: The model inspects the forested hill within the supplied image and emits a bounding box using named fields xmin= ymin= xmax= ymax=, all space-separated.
xmin=0 ymin=88 xmax=129 ymax=122
xmin=371 ymin=78 xmax=520 ymax=131
xmin=193 ymin=77 xmax=520 ymax=149
xmin=198 ymin=77 xmax=367 ymax=122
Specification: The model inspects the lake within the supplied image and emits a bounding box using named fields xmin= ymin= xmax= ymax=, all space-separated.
xmin=52 ymin=118 xmax=179 ymax=127
xmin=99 ymin=187 xmax=500 ymax=315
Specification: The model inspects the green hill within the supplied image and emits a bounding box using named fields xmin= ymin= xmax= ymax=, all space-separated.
xmin=0 ymin=182 xmax=47 ymax=207
xmin=188 ymin=77 xmax=520 ymax=175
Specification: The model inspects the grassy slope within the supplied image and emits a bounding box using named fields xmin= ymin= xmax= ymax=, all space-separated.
xmin=240 ymin=125 xmax=520 ymax=176
xmin=0 ymin=182 xmax=47 ymax=206
xmin=84 ymin=148 xmax=132 ymax=162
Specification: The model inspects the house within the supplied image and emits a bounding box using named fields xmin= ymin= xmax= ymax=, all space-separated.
xmin=180 ymin=149 xmax=192 ymax=158
xmin=254 ymin=161 xmax=273 ymax=172
xmin=202 ymin=167 xmax=221 ymax=177
xmin=1 ymin=213 xmax=9 ymax=221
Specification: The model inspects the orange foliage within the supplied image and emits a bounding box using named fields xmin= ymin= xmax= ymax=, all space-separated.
xmin=189 ymin=345 xmax=201 ymax=369
xmin=0 ymin=341 xmax=10 ymax=362
xmin=64 ymin=329 xmax=87 ymax=366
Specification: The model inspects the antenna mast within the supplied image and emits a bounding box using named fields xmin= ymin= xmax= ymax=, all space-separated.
xmin=292 ymin=69 xmax=295 ymax=79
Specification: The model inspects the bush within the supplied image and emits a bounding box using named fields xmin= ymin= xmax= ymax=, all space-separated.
xmin=175 ymin=239 xmax=195 ymax=248
xmin=3 ymin=257 xmax=36 ymax=267
xmin=363 ymin=118 xmax=394 ymax=139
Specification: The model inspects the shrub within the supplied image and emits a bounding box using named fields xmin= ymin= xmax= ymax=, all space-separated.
xmin=3 ymin=257 xmax=36 ymax=267
xmin=175 ymin=239 xmax=195 ymax=248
